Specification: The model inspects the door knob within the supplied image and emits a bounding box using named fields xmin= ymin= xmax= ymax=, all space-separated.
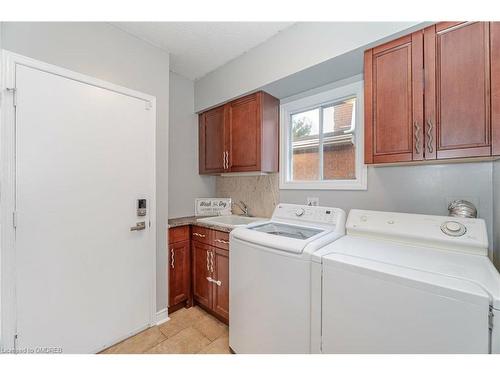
xmin=130 ymin=221 xmax=146 ymax=231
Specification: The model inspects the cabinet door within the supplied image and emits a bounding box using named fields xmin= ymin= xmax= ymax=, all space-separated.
xmin=199 ymin=105 xmax=226 ymax=174
xmin=168 ymin=240 xmax=190 ymax=307
xmin=192 ymin=241 xmax=212 ymax=309
xmin=227 ymin=93 xmax=261 ymax=172
xmin=212 ymin=248 xmax=229 ymax=321
xmin=365 ymin=33 xmax=424 ymax=164
xmin=492 ymin=22 xmax=500 ymax=155
xmin=424 ymin=22 xmax=491 ymax=159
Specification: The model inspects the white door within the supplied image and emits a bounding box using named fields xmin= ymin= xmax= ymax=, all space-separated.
xmin=12 ymin=61 xmax=156 ymax=353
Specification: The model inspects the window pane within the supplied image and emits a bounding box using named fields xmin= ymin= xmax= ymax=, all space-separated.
xmin=322 ymin=98 xmax=356 ymax=180
xmin=291 ymin=109 xmax=319 ymax=180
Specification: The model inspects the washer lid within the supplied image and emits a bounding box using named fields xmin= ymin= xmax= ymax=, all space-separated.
xmin=231 ymin=221 xmax=335 ymax=254
xmin=249 ymin=222 xmax=323 ymax=240
xmin=322 ymin=236 xmax=500 ymax=309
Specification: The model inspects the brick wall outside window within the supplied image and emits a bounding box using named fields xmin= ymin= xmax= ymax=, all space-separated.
xmin=292 ymin=99 xmax=356 ymax=181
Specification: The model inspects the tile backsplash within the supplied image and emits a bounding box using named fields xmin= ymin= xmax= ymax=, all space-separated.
xmin=215 ymin=174 xmax=279 ymax=218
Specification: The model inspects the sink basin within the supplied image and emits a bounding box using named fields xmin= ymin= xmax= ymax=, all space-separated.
xmin=197 ymin=215 xmax=267 ymax=228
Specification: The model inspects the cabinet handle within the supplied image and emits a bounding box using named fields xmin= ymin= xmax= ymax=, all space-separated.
xmin=206 ymin=250 xmax=210 ymax=272
xmin=222 ymin=151 xmax=226 ymax=170
xmin=413 ymin=121 xmax=421 ymax=154
xmin=426 ymin=120 xmax=434 ymax=154
xmin=223 ymin=151 xmax=229 ymax=170
xmin=170 ymin=248 xmax=174 ymax=269
xmin=210 ymin=251 xmax=214 ymax=273
xmin=193 ymin=232 xmax=206 ymax=238
xmin=206 ymin=276 xmax=222 ymax=286
xmin=214 ymin=239 xmax=229 ymax=245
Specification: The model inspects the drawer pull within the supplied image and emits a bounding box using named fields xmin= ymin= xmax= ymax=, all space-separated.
xmin=193 ymin=232 xmax=206 ymax=238
xmin=207 ymin=276 xmax=222 ymax=286
xmin=215 ymin=239 xmax=229 ymax=245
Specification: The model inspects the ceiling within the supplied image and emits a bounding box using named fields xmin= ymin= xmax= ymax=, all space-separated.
xmin=112 ymin=22 xmax=294 ymax=80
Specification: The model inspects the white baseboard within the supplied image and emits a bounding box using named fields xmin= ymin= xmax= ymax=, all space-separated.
xmin=155 ymin=308 xmax=170 ymax=325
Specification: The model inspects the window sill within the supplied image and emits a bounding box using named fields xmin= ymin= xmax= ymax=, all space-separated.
xmin=279 ymin=179 xmax=367 ymax=191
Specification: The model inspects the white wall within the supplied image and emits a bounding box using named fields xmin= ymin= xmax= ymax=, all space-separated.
xmin=1 ymin=22 xmax=171 ymax=312
xmin=194 ymin=22 xmax=419 ymax=111
xmin=169 ymin=72 xmax=215 ymax=218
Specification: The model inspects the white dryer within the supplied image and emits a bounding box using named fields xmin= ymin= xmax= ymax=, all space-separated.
xmin=313 ymin=209 xmax=500 ymax=354
xmin=229 ymin=203 xmax=346 ymax=354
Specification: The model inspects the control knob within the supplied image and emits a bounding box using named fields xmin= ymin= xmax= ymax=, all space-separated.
xmin=295 ymin=208 xmax=305 ymax=217
xmin=440 ymin=221 xmax=466 ymax=237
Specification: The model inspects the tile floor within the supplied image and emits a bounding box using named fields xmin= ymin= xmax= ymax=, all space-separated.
xmin=100 ymin=306 xmax=231 ymax=354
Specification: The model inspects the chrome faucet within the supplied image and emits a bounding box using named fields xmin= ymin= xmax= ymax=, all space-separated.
xmin=232 ymin=201 xmax=251 ymax=217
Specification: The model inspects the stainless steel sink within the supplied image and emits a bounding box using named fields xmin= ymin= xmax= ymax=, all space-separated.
xmin=196 ymin=215 xmax=267 ymax=228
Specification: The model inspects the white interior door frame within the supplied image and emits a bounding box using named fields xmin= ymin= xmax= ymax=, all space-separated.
xmin=0 ymin=50 xmax=157 ymax=350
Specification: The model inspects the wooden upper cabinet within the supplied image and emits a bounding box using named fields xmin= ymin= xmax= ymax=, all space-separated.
xmin=198 ymin=91 xmax=279 ymax=174
xmin=491 ymin=22 xmax=500 ymax=156
xmin=424 ymin=22 xmax=491 ymax=159
xmin=364 ymin=32 xmax=423 ymax=164
xmin=199 ymin=105 xmax=226 ymax=174
xmin=228 ymin=94 xmax=260 ymax=172
xmin=365 ymin=21 xmax=497 ymax=165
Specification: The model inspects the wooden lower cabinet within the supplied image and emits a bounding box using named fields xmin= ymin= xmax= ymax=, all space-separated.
xmin=211 ymin=248 xmax=229 ymax=320
xmin=192 ymin=241 xmax=212 ymax=309
xmin=168 ymin=240 xmax=191 ymax=307
xmin=192 ymin=232 xmax=230 ymax=323
xmin=168 ymin=225 xmax=229 ymax=323
xmin=168 ymin=226 xmax=191 ymax=312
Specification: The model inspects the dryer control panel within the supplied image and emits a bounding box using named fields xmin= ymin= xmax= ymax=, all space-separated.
xmin=272 ymin=204 xmax=346 ymax=227
xmin=347 ymin=209 xmax=489 ymax=256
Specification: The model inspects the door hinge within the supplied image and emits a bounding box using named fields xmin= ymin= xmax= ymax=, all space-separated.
xmin=6 ymin=87 xmax=17 ymax=107
xmin=12 ymin=211 xmax=17 ymax=229
xmin=489 ymin=308 xmax=494 ymax=330
xmin=145 ymin=101 xmax=152 ymax=110
xmin=14 ymin=333 xmax=18 ymax=351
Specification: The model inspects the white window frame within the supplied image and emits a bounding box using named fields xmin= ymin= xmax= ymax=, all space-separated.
xmin=279 ymin=80 xmax=367 ymax=190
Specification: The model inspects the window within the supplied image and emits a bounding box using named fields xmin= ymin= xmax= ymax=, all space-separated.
xmin=280 ymin=81 xmax=367 ymax=190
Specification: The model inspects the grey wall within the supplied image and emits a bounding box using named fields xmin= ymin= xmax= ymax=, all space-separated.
xmin=1 ymin=22 xmax=171 ymax=312
xmin=281 ymin=162 xmax=495 ymax=259
xmin=494 ymin=161 xmax=500 ymax=268
xmin=169 ymin=72 xmax=215 ymax=218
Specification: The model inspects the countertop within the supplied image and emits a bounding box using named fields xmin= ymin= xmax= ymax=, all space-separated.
xmin=168 ymin=216 xmax=233 ymax=233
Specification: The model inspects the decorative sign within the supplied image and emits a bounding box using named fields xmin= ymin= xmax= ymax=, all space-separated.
xmin=195 ymin=198 xmax=232 ymax=217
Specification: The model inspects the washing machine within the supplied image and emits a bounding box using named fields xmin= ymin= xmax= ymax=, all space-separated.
xmin=229 ymin=203 xmax=346 ymax=353
xmin=313 ymin=209 xmax=500 ymax=353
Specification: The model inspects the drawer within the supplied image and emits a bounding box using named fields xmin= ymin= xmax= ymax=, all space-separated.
xmin=191 ymin=226 xmax=212 ymax=244
xmin=213 ymin=230 xmax=230 ymax=250
xmin=169 ymin=226 xmax=189 ymax=244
